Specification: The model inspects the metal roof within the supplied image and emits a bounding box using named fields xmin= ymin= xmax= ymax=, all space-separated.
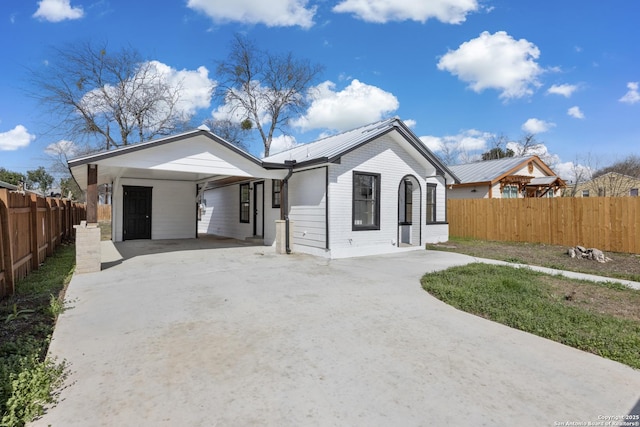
xmin=263 ymin=117 xmax=458 ymax=182
xmin=0 ymin=180 xmax=18 ymax=190
xmin=529 ymin=176 xmax=559 ymax=186
xmin=448 ymin=156 xmax=537 ymax=184
xmin=263 ymin=118 xmax=398 ymax=163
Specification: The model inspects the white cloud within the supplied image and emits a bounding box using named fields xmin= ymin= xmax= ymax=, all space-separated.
xmin=187 ymin=0 xmax=315 ymax=28
xmin=420 ymin=129 xmax=493 ymax=163
xmin=33 ymin=0 xmax=83 ymax=22
xmin=506 ymin=140 xmax=560 ymax=169
xmin=547 ymin=84 xmax=578 ymax=97
xmin=521 ymin=118 xmax=555 ymax=134
xmin=81 ymin=61 xmax=214 ymax=121
xmin=554 ymin=161 xmax=592 ymax=183
xmin=0 ymin=125 xmax=36 ymax=151
xmin=437 ymin=31 xmax=543 ymax=99
xmin=147 ymin=61 xmax=214 ymax=116
xmin=292 ymin=79 xmax=399 ymax=132
xmin=263 ymin=134 xmax=299 ymax=157
xmin=567 ymin=106 xmax=585 ymax=119
xmin=619 ymin=82 xmax=640 ymax=104
xmin=332 ymin=0 xmax=478 ymax=24
xmin=45 ymin=139 xmax=78 ymax=157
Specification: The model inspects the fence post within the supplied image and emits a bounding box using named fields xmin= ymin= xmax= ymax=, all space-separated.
xmin=30 ymin=194 xmax=39 ymax=271
xmin=0 ymin=190 xmax=15 ymax=296
xmin=46 ymin=197 xmax=54 ymax=256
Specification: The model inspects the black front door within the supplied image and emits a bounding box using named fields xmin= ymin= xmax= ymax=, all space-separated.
xmin=123 ymin=186 xmax=152 ymax=240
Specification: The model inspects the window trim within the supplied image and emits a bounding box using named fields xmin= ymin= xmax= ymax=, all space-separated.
xmin=503 ymin=184 xmax=518 ymax=199
xmin=352 ymin=171 xmax=381 ymax=231
xmin=426 ymin=183 xmax=437 ymax=224
xmin=272 ymin=179 xmax=282 ymax=208
xmin=239 ymin=183 xmax=250 ymax=223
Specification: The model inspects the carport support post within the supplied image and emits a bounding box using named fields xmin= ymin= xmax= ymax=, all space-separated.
xmin=87 ymin=164 xmax=98 ymax=224
xmin=74 ymin=164 xmax=101 ymax=274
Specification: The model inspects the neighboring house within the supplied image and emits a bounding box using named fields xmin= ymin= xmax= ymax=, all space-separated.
xmin=573 ymin=172 xmax=640 ymax=197
xmin=0 ymin=180 xmax=18 ymax=191
xmin=447 ymin=156 xmax=565 ymax=199
xmin=68 ymin=118 xmax=459 ymax=259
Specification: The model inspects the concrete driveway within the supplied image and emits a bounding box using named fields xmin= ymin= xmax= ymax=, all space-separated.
xmin=32 ymin=240 xmax=640 ymax=426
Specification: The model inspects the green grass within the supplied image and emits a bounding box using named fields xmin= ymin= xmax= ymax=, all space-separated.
xmin=0 ymin=245 xmax=75 ymax=426
xmin=421 ymin=263 xmax=640 ymax=370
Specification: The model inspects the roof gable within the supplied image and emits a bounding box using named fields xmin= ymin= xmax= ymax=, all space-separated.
xmin=68 ymin=129 xmax=281 ymax=190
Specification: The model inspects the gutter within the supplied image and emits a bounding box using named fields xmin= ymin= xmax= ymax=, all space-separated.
xmin=282 ymin=160 xmax=296 ymax=254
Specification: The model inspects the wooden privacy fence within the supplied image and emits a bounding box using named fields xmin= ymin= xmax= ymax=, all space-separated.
xmin=98 ymin=204 xmax=111 ymax=222
xmin=448 ymin=197 xmax=640 ymax=254
xmin=0 ymin=189 xmax=86 ymax=298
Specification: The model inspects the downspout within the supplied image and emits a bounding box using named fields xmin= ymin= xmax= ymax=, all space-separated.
xmin=282 ymin=160 xmax=296 ymax=254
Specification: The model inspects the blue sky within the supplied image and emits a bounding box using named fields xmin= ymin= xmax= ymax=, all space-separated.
xmin=1 ymin=0 xmax=639 ymax=182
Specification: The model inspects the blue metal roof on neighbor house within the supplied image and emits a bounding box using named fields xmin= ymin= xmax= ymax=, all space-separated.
xmin=448 ymin=156 xmax=537 ymax=184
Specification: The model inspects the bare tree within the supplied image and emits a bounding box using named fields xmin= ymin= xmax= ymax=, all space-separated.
xmin=202 ymin=118 xmax=249 ymax=150
xmin=511 ymin=133 xmax=544 ymax=156
xmin=435 ymin=142 xmax=460 ymax=166
xmin=30 ymin=41 xmax=191 ymax=151
xmin=481 ymin=134 xmax=514 ymax=160
xmin=214 ymin=34 xmax=323 ymax=157
xmin=593 ymin=155 xmax=640 ymax=179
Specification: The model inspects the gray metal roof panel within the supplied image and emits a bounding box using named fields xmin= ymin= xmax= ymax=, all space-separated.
xmin=449 ymin=156 xmax=535 ymax=183
xmin=529 ymin=176 xmax=558 ymax=185
xmin=263 ymin=118 xmax=397 ymax=163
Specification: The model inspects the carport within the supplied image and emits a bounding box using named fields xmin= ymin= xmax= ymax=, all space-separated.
xmin=69 ymin=127 xmax=286 ymax=243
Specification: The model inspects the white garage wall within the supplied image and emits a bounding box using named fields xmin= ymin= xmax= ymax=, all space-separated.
xmin=114 ymin=178 xmax=196 ymax=241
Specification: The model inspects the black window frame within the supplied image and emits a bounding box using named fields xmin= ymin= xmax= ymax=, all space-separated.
xmin=272 ymin=179 xmax=282 ymax=208
xmin=239 ymin=183 xmax=250 ymax=223
xmin=352 ymin=171 xmax=381 ymax=231
xmin=426 ymin=183 xmax=437 ymax=224
xmin=401 ymin=179 xmax=413 ymax=225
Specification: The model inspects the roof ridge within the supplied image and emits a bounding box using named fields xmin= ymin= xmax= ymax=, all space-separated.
xmin=264 ymin=117 xmax=397 ymax=159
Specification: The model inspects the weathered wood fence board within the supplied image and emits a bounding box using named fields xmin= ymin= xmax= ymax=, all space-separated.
xmin=0 ymin=189 xmax=86 ymax=297
xmin=448 ymin=197 xmax=640 ymax=254
xmin=98 ymin=204 xmax=111 ymax=222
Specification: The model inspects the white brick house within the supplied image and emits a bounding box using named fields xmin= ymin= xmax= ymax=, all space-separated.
xmin=69 ymin=118 xmax=458 ymax=259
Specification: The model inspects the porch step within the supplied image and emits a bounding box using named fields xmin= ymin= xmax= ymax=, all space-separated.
xmin=245 ymin=236 xmax=264 ymax=244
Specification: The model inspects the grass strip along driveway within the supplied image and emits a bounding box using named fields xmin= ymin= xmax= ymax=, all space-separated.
xmin=421 ymin=263 xmax=640 ymax=370
xmin=0 ymin=245 xmax=74 ymax=427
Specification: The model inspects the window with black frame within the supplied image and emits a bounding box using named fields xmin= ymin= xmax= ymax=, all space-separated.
xmin=240 ymin=183 xmax=250 ymax=223
xmin=353 ymin=172 xmax=380 ymax=230
xmin=272 ymin=180 xmax=282 ymax=208
xmin=426 ymin=183 xmax=437 ymax=223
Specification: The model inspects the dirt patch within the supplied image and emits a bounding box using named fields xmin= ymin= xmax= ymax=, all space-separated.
xmin=539 ymin=275 xmax=640 ymax=322
xmin=427 ymin=239 xmax=640 ymax=282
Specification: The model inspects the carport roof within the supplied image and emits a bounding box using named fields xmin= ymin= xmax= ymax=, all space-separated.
xmin=68 ymin=128 xmax=286 ymax=190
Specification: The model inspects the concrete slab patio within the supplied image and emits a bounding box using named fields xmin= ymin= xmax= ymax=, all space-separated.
xmin=32 ymin=240 xmax=640 ymax=426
